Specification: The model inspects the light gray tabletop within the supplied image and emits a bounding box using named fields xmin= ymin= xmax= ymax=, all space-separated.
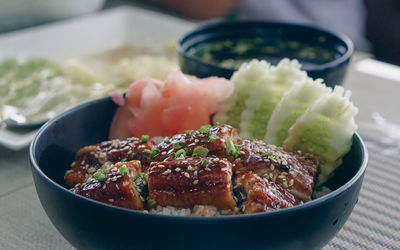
xmin=1 ymin=20 xmax=400 ymax=250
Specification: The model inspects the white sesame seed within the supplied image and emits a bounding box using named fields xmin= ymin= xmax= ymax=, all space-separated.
xmin=194 ymin=139 xmax=199 ymax=143
xmin=81 ymin=160 xmax=85 ymax=165
xmin=108 ymin=199 xmax=114 ymax=202
xmin=270 ymin=165 xmax=275 ymax=171
xmin=289 ymin=179 xmax=294 ymax=186
xmin=187 ymin=165 xmax=193 ymax=170
xmin=269 ymin=173 xmax=274 ymax=178
xmin=193 ymin=180 xmax=199 ymax=185
xmin=205 ymin=167 xmax=211 ymax=171
xmin=175 ymin=167 xmax=181 ymax=172
xmin=161 ymin=151 xmax=167 ymax=155
xmin=194 ymin=170 xmax=198 ymax=176
xmin=115 ymin=184 xmax=120 ymax=190
xmin=102 ymin=184 xmax=106 ymax=190
xmin=184 ymin=172 xmax=190 ymax=178
xmin=162 ymin=169 xmax=171 ymax=175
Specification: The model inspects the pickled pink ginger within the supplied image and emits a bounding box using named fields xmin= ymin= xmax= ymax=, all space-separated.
xmin=109 ymin=72 xmax=234 ymax=139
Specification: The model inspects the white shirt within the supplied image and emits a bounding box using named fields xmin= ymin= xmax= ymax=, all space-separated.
xmin=235 ymin=0 xmax=371 ymax=51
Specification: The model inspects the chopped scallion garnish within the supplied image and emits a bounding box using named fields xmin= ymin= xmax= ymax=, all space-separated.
xmin=175 ymin=148 xmax=187 ymax=158
xmin=148 ymin=199 xmax=156 ymax=206
xmin=150 ymin=148 xmax=159 ymax=158
xmin=173 ymin=141 xmax=184 ymax=149
xmin=119 ymin=165 xmax=129 ymax=176
xmin=141 ymin=135 xmax=149 ymax=143
xmin=192 ymin=146 xmax=209 ymax=157
xmin=226 ymin=139 xmax=240 ymax=158
xmin=208 ymin=135 xmax=217 ymax=143
xmin=94 ymin=172 xmax=106 ymax=182
xmin=202 ymin=159 xmax=209 ymax=167
xmin=199 ymin=124 xmax=212 ymax=134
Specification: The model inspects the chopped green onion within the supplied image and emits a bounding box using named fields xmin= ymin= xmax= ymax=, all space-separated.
xmin=175 ymin=148 xmax=187 ymax=158
xmin=143 ymin=149 xmax=151 ymax=154
xmin=150 ymin=148 xmax=159 ymax=158
xmin=226 ymin=139 xmax=236 ymax=153
xmin=185 ymin=130 xmax=194 ymax=134
xmin=141 ymin=135 xmax=149 ymax=143
xmin=131 ymin=152 xmax=137 ymax=158
xmin=208 ymin=135 xmax=217 ymax=143
xmin=215 ymin=121 xmax=220 ymax=125
xmin=101 ymin=169 xmax=109 ymax=175
xmin=148 ymin=199 xmax=156 ymax=206
xmin=233 ymin=151 xmax=241 ymax=158
xmin=163 ymin=137 xmax=170 ymax=143
xmin=192 ymin=146 xmax=209 ymax=157
xmin=121 ymin=157 xmax=128 ymax=162
xmin=94 ymin=172 xmax=106 ymax=182
xmin=119 ymin=165 xmax=129 ymax=176
xmin=226 ymin=139 xmax=240 ymax=158
xmin=173 ymin=141 xmax=184 ymax=149
xmin=199 ymin=124 xmax=212 ymax=134
xmin=202 ymin=159 xmax=209 ymax=167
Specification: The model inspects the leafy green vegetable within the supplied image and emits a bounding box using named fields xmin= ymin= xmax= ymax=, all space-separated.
xmin=240 ymin=59 xmax=306 ymax=139
xmin=283 ymin=86 xmax=358 ymax=184
xmin=265 ymin=78 xmax=330 ymax=145
xmin=214 ymin=60 xmax=271 ymax=130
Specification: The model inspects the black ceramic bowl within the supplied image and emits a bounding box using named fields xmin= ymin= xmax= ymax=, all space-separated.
xmin=178 ymin=21 xmax=354 ymax=87
xmin=30 ymin=97 xmax=367 ymax=250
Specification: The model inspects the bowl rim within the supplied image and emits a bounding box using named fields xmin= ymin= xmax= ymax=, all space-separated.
xmin=29 ymin=96 xmax=367 ymax=221
xmin=177 ymin=20 xmax=354 ymax=73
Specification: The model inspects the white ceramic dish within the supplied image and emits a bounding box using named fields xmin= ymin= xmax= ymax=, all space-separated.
xmin=0 ymin=6 xmax=194 ymax=150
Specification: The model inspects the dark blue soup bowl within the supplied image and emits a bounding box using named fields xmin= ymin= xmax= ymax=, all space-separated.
xmin=30 ymin=96 xmax=367 ymax=250
xmin=178 ymin=21 xmax=354 ymax=87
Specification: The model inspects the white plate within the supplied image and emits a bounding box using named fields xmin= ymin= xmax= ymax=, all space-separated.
xmin=0 ymin=6 xmax=195 ymax=150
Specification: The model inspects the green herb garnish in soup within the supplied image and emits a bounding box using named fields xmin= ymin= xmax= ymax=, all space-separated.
xmin=192 ymin=37 xmax=337 ymax=70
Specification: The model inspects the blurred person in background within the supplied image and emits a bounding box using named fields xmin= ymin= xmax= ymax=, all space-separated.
xmin=147 ymin=0 xmax=400 ymax=66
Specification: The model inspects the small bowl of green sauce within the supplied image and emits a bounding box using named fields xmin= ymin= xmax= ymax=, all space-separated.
xmin=178 ymin=21 xmax=353 ymax=87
